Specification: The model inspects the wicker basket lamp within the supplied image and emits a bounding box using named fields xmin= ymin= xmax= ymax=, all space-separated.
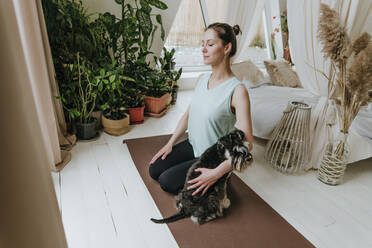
xmin=265 ymin=101 xmax=312 ymax=174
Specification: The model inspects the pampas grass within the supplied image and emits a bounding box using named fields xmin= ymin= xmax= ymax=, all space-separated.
xmin=318 ymin=3 xmax=350 ymax=66
xmin=318 ymin=3 xmax=372 ymax=135
xmin=352 ymin=32 xmax=371 ymax=55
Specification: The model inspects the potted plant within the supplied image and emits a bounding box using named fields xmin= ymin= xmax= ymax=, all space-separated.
xmin=144 ymin=69 xmax=171 ymax=115
xmin=69 ymin=53 xmax=99 ymax=140
xmin=168 ymin=68 xmax=182 ymax=105
xmin=125 ymin=87 xmax=146 ymax=124
xmin=155 ymin=47 xmax=183 ymax=105
xmin=96 ymin=61 xmax=134 ymax=135
xmin=42 ymin=0 xmax=112 ymax=133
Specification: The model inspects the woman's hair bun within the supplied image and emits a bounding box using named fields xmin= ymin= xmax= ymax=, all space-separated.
xmin=232 ymin=25 xmax=242 ymax=36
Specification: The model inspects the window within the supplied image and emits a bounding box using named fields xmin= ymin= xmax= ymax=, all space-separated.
xmin=165 ymin=0 xmax=269 ymax=72
xmin=164 ymin=0 xmax=207 ymax=71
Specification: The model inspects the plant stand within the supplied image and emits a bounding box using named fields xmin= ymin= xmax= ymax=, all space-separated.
xmin=265 ymin=101 xmax=311 ymax=173
xmin=145 ymin=105 xmax=170 ymax=118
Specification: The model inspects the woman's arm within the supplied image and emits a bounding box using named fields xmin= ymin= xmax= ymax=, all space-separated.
xmin=167 ymin=106 xmax=189 ymax=146
xmin=231 ymin=85 xmax=254 ymax=151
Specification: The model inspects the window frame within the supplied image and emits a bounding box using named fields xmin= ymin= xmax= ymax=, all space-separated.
xmin=171 ymin=0 xmax=273 ymax=72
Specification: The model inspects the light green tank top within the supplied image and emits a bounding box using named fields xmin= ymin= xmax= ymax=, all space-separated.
xmin=188 ymin=72 xmax=243 ymax=157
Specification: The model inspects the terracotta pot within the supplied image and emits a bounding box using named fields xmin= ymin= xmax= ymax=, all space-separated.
xmin=144 ymin=93 xmax=170 ymax=114
xmin=128 ymin=105 xmax=145 ymax=124
xmin=102 ymin=114 xmax=130 ymax=136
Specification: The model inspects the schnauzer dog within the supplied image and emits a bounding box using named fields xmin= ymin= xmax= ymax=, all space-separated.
xmin=151 ymin=129 xmax=253 ymax=225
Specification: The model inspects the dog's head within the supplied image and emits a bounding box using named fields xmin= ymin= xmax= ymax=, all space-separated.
xmin=217 ymin=129 xmax=253 ymax=172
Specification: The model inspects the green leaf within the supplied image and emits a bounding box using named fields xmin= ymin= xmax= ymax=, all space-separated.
xmin=109 ymin=75 xmax=115 ymax=82
xmin=121 ymin=75 xmax=135 ymax=82
xmin=100 ymin=69 xmax=105 ymax=77
xmin=100 ymin=103 xmax=109 ymax=110
xmin=104 ymin=79 xmax=109 ymax=84
xmin=136 ymin=10 xmax=152 ymax=37
xmin=149 ymin=25 xmax=158 ymax=49
xmin=140 ymin=0 xmax=152 ymax=13
xmin=156 ymin=14 xmax=165 ymax=40
xmin=146 ymin=0 xmax=168 ymax=10
xmin=98 ymin=82 xmax=103 ymax=91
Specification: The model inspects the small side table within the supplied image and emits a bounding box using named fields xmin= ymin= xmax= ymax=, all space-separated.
xmin=265 ymin=101 xmax=311 ymax=173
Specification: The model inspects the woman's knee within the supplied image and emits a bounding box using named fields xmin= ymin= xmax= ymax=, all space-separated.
xmin=158 ymin=173 xmax=179 ymax=195
xmin=149 ymin=163 xmax=160 ymax=181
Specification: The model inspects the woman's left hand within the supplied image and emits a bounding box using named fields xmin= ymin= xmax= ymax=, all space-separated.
xmin=187 ymin=168 xmax=219 ymax=196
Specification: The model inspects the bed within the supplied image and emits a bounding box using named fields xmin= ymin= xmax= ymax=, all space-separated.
xmin=245 ymin=80 xmax=372 ymax=164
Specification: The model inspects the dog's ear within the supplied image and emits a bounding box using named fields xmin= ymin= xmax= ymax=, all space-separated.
xmin=231 ymin=144 xmax=253 ymax=172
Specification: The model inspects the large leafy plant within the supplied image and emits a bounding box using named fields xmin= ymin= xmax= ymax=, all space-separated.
xmin=58 ymin=53 xmax=99 ymax=124
xmin=96 ymin=0 xmax=167 ymax=65
xmin=42 ymin=0 xmax=111 ymax=122
xmin=155 ymin=47 xmax=182 ymax=90
xmin=95 ymin=0 xmax=169 ymax=105
xmin=95 ymin=61 xmax=135 ymax=120
xmin=145 ymin=70 xmax=170 ymax=97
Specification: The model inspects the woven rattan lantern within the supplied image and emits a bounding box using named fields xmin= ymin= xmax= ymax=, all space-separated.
xmin=265 ymin=101 xmax=311 ymax=173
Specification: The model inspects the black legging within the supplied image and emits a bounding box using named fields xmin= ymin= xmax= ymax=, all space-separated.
xmin=149 ymin=139 xmax=198 ymax=195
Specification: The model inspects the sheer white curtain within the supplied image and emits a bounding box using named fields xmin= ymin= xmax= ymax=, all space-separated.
xmin=287 ymin=0 xmax=372 ymax=168
xmin=205 ymin=0 xmax=267 ymax=63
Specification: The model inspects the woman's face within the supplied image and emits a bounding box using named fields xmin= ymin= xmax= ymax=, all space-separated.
xmin=201 ymin=29 xmax=230 ymax=65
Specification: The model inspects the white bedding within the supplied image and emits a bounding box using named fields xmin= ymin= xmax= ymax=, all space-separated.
xmin=351 ymin=103 xmax=372 ymax=145
xmin=249 ymin=85 xmax=319 ymax=139
xmin=248 ymin=85 xmax=372 ymax=145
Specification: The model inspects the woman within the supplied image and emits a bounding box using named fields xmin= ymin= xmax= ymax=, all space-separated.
xmin=149 ymin=22 xmax=253 ymax=197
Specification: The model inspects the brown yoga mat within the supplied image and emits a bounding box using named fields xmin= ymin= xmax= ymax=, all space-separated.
xmin=124 ymin=135 xmax=314 ymax=248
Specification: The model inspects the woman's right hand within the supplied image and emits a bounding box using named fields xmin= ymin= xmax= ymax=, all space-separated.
xmin=149 ymin=142 xmax=173 ymax=165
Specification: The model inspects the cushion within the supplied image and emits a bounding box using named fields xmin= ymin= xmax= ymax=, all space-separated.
xmin=231 ymin=60 xmax=264 ymax=83
xmin=243 ymin=75 xmax=273 ymax=89
xmin=264 ymin=60 xmax=302 ymax=88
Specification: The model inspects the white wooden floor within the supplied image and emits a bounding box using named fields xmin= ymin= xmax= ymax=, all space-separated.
xmin=52 ymin=90 xmax=372 ymax=248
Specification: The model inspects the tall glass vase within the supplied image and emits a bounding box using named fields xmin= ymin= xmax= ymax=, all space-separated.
xmin=318 ymin=131 xmax=350 ymax=185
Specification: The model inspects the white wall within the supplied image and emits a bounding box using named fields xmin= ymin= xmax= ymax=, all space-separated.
xmin=81 ymin=0 xmax=133 ymax=18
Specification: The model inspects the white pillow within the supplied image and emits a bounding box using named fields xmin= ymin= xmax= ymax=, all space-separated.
xmin=243 ymin=75 xmax=273 ymax=89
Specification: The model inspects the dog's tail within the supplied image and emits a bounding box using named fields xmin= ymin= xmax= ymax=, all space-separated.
xmin=150 ymin=212 xmax=186 ymax=224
